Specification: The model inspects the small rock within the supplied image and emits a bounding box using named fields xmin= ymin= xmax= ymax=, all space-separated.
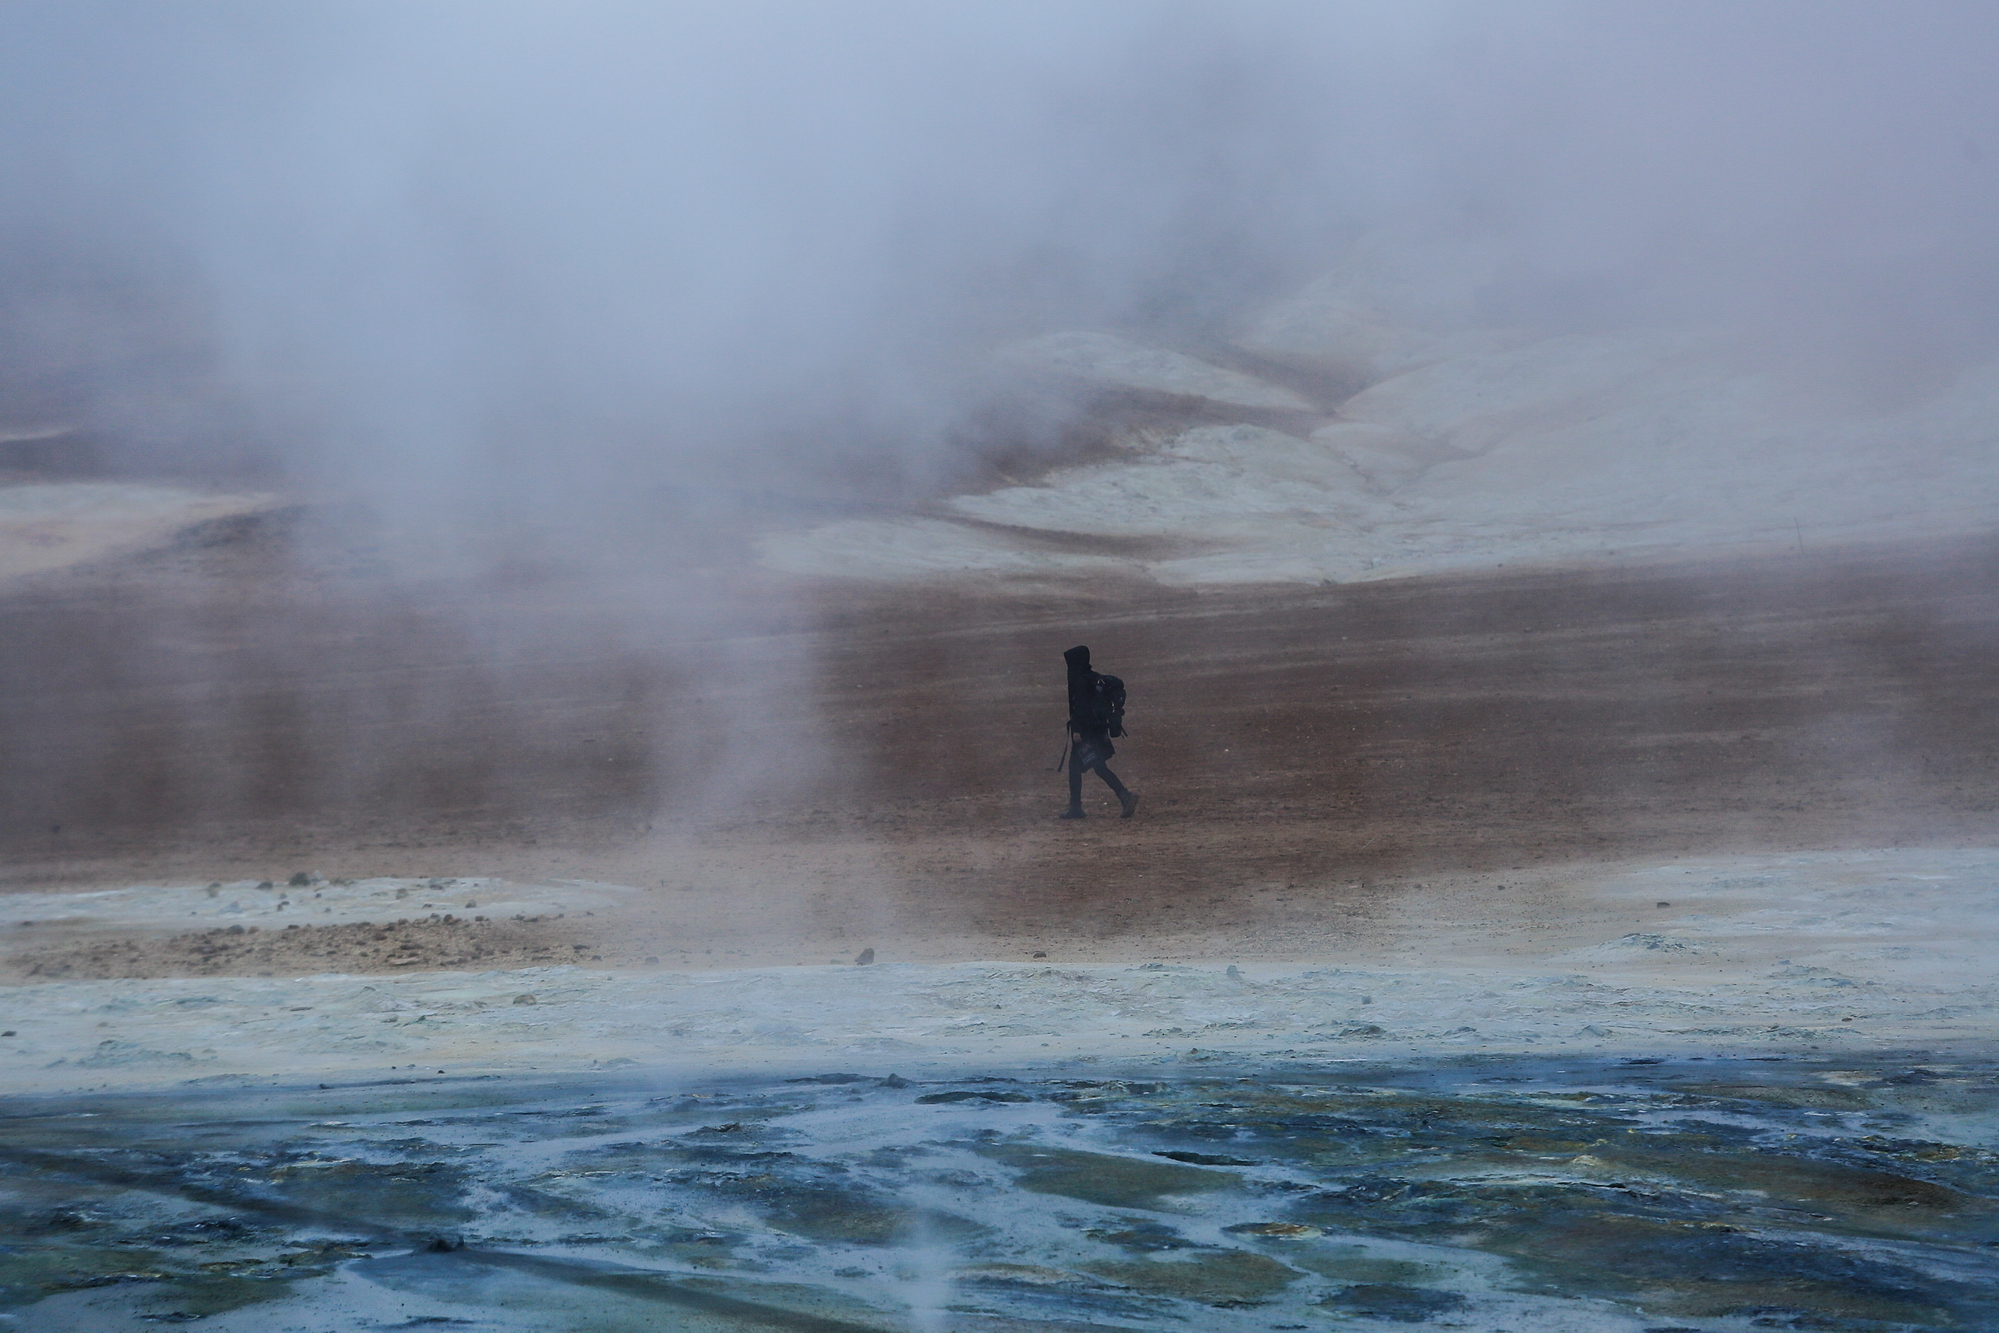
xmin=1226 ymin=964 xmax=1242 ymax=979
xmin=1225 ymin=1222 xmax=1322 ymax=1238
xmin=854 ymin=948 xmax=875 ymax=966
xmin=463 ymin=900 xmax=477 ymax=909
xmin=256 ymin=881 xmax=274 ymax=891
xmin=513 ymin=993 xmax=537 ymax=1005
xmin=287 ymin=872 xmax=312 ymax=887
xmin=1032 ymin=951 xmax=1047 ymax=959
xmin=204 ymin=883 xmax=221 ymax=897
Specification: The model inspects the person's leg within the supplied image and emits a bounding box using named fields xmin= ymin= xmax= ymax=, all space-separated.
xmin=1091 ymin=761 xmax=1140 ymax=818
xmin=1061 ymin=745 xmax=1086 ymax=817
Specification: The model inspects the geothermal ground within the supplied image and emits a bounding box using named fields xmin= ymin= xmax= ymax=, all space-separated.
xmin=1 ymin=504 xmax=1996 ymax=1329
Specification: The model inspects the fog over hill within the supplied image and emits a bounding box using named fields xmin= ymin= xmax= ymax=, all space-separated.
xmin=1 ymin=1 xmax=1995 ymax=584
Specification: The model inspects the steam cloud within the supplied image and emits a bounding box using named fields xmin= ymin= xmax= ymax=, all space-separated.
xmin=3 ymin=0 xmax=1995 ymax=558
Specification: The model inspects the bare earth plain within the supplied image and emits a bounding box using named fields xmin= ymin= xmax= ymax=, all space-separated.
xmin=3 ymin=510 xmax=1996 ymax=983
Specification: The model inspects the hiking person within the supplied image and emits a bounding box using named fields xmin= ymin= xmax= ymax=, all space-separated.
xmin=1060 ymin=644 xmax=1138 ymax=819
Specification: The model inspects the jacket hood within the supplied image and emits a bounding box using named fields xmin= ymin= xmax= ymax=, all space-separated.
xmin=1063 ymin=645 xmax=1091 ymax=668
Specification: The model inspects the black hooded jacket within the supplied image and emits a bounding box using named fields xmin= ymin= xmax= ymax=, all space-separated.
xmin=1064 ymin=645 xmax=1105 ymax=737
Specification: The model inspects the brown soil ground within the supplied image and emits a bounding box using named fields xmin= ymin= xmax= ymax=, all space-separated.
xmin=4 ymin=510 xmax=1998 ymax=978
xmin=5 ymin=913 xmax=611 ymax=982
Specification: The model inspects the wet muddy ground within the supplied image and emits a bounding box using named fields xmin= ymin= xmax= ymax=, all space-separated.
xmin=2 ymin=1054 xmax=1992 ymax=1331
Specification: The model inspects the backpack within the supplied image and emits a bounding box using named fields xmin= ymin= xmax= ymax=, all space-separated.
xmin=1087 ymin=673 xmax=1127 ymax=737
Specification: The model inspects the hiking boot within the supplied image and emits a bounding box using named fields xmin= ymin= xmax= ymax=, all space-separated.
xmin=1058 ymin=808 xmax=1086 ymax=820
xmin=1119 ymin=790 xmax=1140 ymax=819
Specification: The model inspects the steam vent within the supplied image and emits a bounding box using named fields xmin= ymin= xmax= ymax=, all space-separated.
xmin=3 ymin=5 xmax=1996 ymax=1329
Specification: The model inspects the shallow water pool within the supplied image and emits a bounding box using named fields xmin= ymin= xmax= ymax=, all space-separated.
xmin=0 ymin=1052 xmax=1993 ymax=1330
